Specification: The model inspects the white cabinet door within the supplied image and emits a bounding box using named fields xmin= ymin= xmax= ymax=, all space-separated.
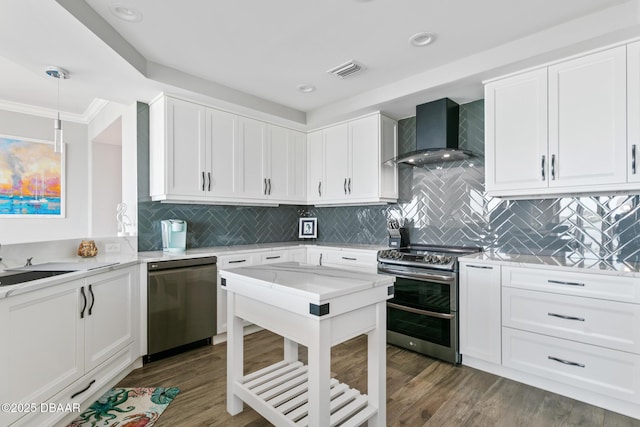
xmin=459 ymin=262 xmax=502 ymax=365
xmin=0 ymin=280 xmax=84 ymax=427
xmin=307 ymin=130 xmax=324 ymax=203
xmin=306 ymin=247 xmax=323 ymax=265
xmin=485 ymin=69 xmax=548 ymax=194
xmin=238 ymin=117 xmax=267 ymax=199
xmin=207 ymin=108 xmax=239 ymax=198
xmin=287 ymin=129 xmax=307 ymax=202
xmin=627 ymin=41 xmax=640 ymax=183
xmin=165 ymin=97 xmax=207 ymax=197
xmin=548 ymin=46 xmax=627 ymax=188
xmin=323 ymin=123 xmax=350 ymax=200
xmin=267 ymin=125 xmax=290 ymax=200
xmin=84 ymin=269 xmax=135 ymax=372
xmin=349 ymin=115 xmax=379 ymax=199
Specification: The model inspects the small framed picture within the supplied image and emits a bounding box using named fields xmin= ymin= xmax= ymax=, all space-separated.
xmin=299 ymin=217 xmax=317 ymax=239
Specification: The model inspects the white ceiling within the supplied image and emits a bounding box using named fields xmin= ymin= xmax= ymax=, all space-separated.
xmin=0 ymin=0 xmax=639 ymax=129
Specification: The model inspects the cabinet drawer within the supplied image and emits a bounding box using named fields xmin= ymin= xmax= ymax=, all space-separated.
xmin=503 ymin=287 xmax=640 ymax=353
xmin=502 ymin=266 xmax=640 ymax=303
xmin=219 ymin=254 xmax=255 ymax=269
xmin=322 ymin=250 xmax=377 ymax=273
xmin=503 ymin=327 xmax=640 ymax=403
xmin=258 ymin=251 xmax=287 ymax=265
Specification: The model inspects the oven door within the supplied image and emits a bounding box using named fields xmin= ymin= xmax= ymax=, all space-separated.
xmin=378 ymin=264 xmax=459 ymax=363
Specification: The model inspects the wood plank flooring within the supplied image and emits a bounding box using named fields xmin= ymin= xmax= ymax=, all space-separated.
xmin=116 ymin=330 xmax=640 ymax=426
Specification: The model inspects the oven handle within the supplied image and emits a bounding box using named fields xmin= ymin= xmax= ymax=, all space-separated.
xmin=377 ymin=266 xmax=455 ymax=283
xmin=387 ymin=302 xmax=455 ymax=320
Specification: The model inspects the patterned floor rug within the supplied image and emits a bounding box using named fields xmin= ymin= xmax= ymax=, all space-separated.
xmin=66 ymin=387 xmax=180 ymax=427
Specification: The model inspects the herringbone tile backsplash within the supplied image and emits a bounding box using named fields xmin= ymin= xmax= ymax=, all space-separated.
xmin=138 ymin=100 xmax=640 ymax=261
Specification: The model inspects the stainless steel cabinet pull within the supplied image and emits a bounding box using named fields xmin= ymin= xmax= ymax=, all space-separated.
xmin=387 ymin=302 xmax=455 ymax=320
xmin=264 ymin=178 xmax=267 ymax=195
xmin=467 ymin=265 xmax=493 ymax=269
xmin=344 ymin=178 xmax=347 ymax=195
xmin=342 ymin=256 xmax=357 ymax=261
xmin=548 ymin=312 xmax=585 ymax=322
xmin=268 ymin=178 xmax=271 ymax=195
xmin=319 ymin=253 xmax=323 ymax=266
xmin=548 ymin=356 xmax=585 ymax=368
xmin=551 ymin=154 xmax=556 ymax=180
xmin=541 ymin=155 xmax=546 ymax=181
xmin=88 ymin=284 xmax=95 ymax=316
xmin=318 ymin=181 xmax=322 ymax=197
xmin=70 ymin=380 xmax=96 ymax=399
xmin=202 ymin=171 xmax=206 ymax=191
xmin=348 ymin=178 xmax=351 ymax=194
xmin=228 ymin=259 xmax=247 ymax=264
xmin=80 ymin=286 xmax=87 ymax=319
xmin=207 ymin=172 xmax=212 ymax=191
xmin=548 ymin=279 xmax=585 ymax=287
xmin=266 ymin=256 xmax=281 ymax=260
xmin=633 ymin=145 xmax=637 ymax=175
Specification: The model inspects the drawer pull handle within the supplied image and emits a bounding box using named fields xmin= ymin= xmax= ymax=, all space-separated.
xmin=548 ymin=356 xmax=585 ymax=368
xmin=548 ymin=312 xmax=585 ymax=322
xmin=265 ymin=256 xmax=281 ymax=260
xmin=467 ymin=265 xmax=493 ymax=269
xmin=548 ymin=279 xmax=585 ymax=287
xmin=228 ymin=259 xmax=247 ymax=264
xmin=342 ymin=256 xmax=357 ymax=261
xmin=70 ymin=380 xmax=96 ymax=399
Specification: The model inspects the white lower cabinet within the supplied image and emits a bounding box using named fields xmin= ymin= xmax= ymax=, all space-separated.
xmin=217 ymin=253 xmax=256 ymax=335
xmin=0 ymin=266 xmax=138 ymax=427
xmin=503 ymin=327 xmax=640 ymax=404
xmin=459 ymin=262 xmax=501 ymax=364
xmin=320 ymin=248 xmax=377 ymax=273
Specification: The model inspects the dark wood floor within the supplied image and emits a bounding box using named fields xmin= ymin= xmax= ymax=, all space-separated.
xmin=117 ymin=330 xmax=640 ymax=426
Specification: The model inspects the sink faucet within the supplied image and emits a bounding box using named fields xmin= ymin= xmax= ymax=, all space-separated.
xmin=25 ymin=257 xmax=33 ymax=266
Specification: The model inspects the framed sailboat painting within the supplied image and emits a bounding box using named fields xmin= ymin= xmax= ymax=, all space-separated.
xmin=0 ymin=134 xmax=65 ymax=217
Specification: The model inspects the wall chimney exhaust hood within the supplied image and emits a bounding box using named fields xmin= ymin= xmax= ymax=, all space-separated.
xmin=393 ymin=98 xmax=472 ymax=166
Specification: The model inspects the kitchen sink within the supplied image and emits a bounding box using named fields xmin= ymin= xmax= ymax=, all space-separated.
xmin=0 ymin=270 xmax=74 ymax=287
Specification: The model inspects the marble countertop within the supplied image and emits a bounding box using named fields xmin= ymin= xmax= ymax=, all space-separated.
xmin=220 ymin=262 xmax=394 ymax=300
xmin=137 ymin=242 xmax=386 ymax=262
xmin=460 ymin=251 xmax=640 ymax=275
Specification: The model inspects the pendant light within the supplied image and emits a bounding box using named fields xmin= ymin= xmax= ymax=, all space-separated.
xmin=45 ymin=66 xmax=69 ymax=153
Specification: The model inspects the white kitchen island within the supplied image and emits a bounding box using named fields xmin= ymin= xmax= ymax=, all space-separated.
xmin=220 ymin=262 xmax=394 ymax=427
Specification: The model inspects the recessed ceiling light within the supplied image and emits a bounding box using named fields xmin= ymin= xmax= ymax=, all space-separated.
xmin=409 ymin=32 xmax=436 ymax=47
xmin=109 ymin=3 xmax=143 ymax=22
xmin=297 ymin=84 xmax=316 ymax=93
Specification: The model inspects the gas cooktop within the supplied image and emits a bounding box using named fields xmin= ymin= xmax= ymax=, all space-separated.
xmin=377 ymin=245 xmax=482 ymax=271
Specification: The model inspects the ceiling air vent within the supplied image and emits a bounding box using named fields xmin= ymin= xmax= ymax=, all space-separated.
xmin=327 ymin=60 xmax=365 ymax=78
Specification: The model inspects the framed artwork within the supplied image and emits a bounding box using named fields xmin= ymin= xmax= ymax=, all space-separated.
xmin=299 ymin=217 xmax=317 ymax=239
xmin=0 ymin=134 xmax=65 ymax=217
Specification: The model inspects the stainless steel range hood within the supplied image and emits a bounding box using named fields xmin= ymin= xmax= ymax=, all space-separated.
xmin=393 ymin=98 xmax=472 ymax=166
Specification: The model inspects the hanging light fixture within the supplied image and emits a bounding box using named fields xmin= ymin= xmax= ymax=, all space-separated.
xmin=45 ymin=66 xmax=69 ymax=153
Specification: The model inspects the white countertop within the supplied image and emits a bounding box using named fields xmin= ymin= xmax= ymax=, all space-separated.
xmin=220 ymin=262 xmax=393 ymax=301
xmin=137 ymin=242 xmax=386 ymax=262
xmin=460 ymin=251 xmax=640 ymax=276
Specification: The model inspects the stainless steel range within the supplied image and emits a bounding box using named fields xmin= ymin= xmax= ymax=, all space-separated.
xmin=377 ymin=245 xmax=482 ymax=364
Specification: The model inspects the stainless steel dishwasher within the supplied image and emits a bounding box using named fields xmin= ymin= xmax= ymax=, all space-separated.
xmin=146 ymin=256 xmax=217 ymax=362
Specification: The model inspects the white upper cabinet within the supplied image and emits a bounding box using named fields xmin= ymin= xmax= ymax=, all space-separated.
xmin=485 ymin=44 xmax=632 ymax=198
xmin=627 ymin=41 xmax=640 ymax=184
xmin=150 ymin=96 xmax=207 ymax=200
xmin=207 ymin=108 xmax=239 ymax=198
xmin=485 ymin=69 xmax=548 ymax=193
xmin=150 ymin=95 xmax=306 ymax=205
xmin=238 ymin=116 xmax=268 ymax=199
xmin=307 ymin=130 xmax=324 ymax=203
xmin=548 ymin=46 xmax=627 ymax=188
xmin=307 ymin=113 xmax=398 ymax=206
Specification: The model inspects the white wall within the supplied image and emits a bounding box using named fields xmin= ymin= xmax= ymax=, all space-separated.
xmin=88 ymin=101 xmax=138 ymax=238
xmin=0 ymin=109 xmax=89 ymax=244
xmin=91 ymin=141 xmax=121 ymax=237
